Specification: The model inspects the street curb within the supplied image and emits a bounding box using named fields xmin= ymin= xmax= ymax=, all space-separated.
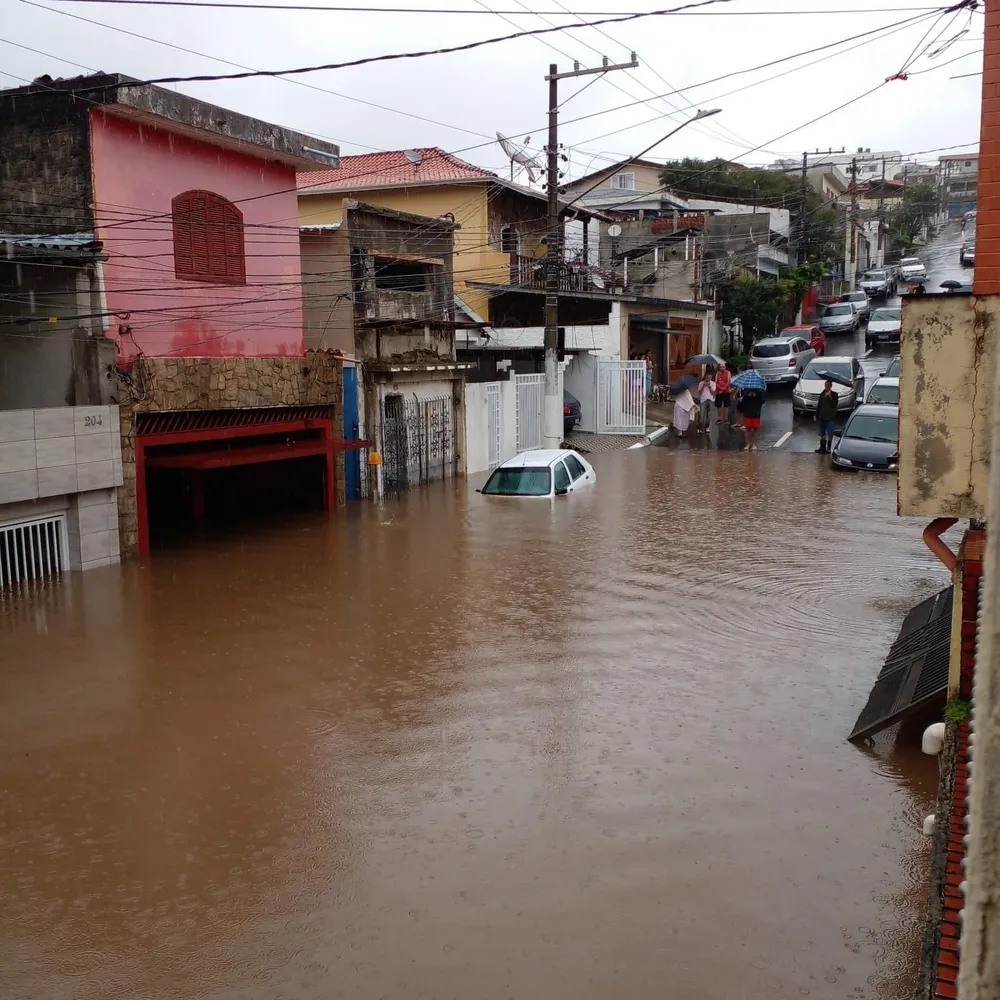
xmin=630 ymin=423 xmax=672 ymax=449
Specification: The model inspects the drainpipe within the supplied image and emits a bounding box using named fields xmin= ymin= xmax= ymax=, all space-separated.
xmin=923 ymin=517 xmax=958 ymax=572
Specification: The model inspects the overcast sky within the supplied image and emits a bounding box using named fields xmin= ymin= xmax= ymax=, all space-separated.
xmin=2 ymin=0 xmax=984 ymax=180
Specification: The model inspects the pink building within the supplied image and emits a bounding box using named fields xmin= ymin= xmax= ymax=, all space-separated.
xmin=0 ymin=74 xmax=354 ymax=566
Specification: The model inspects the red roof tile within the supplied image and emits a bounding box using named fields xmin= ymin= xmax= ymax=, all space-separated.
xmin=297 ymin=147 xmax=497 ymax=193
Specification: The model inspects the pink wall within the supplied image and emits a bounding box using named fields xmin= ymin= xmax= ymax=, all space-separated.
xmin=90 ymin=110 xmax=305 ymax=360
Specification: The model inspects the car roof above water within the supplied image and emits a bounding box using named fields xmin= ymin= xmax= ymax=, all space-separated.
xmin=852 ymin=403 xmax=899 ymax=418
xmin=500 ymin=449 xmax=574 ymax=469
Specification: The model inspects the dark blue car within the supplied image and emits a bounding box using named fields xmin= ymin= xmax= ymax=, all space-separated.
xmin=830 ymin=403 xmax=899 ymax=473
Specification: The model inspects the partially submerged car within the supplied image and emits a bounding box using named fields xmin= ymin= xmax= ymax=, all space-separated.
xmin=479 ymin=449 xmax=596 ymax=498
xmin=830 ymin=404 xmax=899 ymax=473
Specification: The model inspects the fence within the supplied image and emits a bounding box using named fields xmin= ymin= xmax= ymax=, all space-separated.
xmin=596 ymin=359 xmax=647 ymax=434
xmin=0 ymin=514 xmax=68 ymax=589
xmin=515 ymin=373 xmax=544 ymax=452
xmin=381 ymin=394 xmax=455 ymax=499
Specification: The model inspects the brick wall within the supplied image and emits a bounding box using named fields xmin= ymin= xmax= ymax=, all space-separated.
xmin=975 ymin=0 xmax=1000 ymax=294
xmin=115 ymin=352 xmax=345 ymax=557
xmin=0 ymin=89 xmax=95 ymax=235
xmin=959 ymin=528 xmax=986 ymax=698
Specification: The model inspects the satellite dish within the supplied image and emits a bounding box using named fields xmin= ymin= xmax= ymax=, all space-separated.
xmin=607 ymin=224 xmax=623 ymax=238
xmin=591 ymin=273 xmax=606 ymax=289
xmin=497 ymin=132 xmax=542 ymax=184
xmin=403 ymin=149 xmax=423 ymax=168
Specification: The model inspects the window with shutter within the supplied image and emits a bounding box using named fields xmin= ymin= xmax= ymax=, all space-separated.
xmin=172 ymin=190 xmax=246 ymax=285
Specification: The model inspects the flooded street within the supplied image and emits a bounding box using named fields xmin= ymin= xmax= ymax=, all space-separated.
xmin=0 ymin=449 xmax=946 ymax=1000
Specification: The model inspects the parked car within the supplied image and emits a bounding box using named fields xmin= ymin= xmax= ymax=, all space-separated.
xmin=840 ymin=291 xmax=870 ymax=323
xmin=960 ymin=241 xmax=976 ymax=266
xmin=830 ymin=403 xmax=899 ymax=472
xmin=899 ymin=256 xmax=927 ymax=280
xmin=860 ymin=269 xmax=893 ymax=300
xmin=866 ymin=376 xmax=899 ymax=405
xmin=563 ymin=389 xmax=582 ymax=434
xmin=884 ymin=355 xmax=901 ymax=378
xmin=479 ymin=449 xmax=596 ymax=498
xmin=792 ymin=356 xmax=865 ymax=415
xmin=780 ymin=324 xmax=826 ymax=356
xmin=749 ymin=334 xmax=817 ymax=385
xmin=866 ymin=306 xmax=901 ymax=349
xmin=818 ymin=301 xmax=861 ymax=336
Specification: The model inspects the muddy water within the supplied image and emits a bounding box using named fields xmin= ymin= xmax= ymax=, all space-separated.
xmin=0 ymin=450 xmax=945 ymax=1000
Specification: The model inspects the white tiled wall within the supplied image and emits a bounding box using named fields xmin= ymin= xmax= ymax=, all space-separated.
xmin=0 ymin=406 xmax=123 ymax=574
xmin=0 ymin=405 xmax=123 ymax=504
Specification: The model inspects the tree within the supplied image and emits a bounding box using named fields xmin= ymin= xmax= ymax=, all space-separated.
xmin=779 ymin=261 xmax=827 ymax=319
xmin=885 ymin=181 xmax=940 ymax=255
xmin=719 ymin=274 xmax=788 ymax=354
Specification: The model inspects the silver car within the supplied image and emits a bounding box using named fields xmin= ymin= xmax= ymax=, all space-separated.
xmin=866 ymin=306 xmax=901 ymax=348
xmin=750 ymin=334 xmax=817 ymax=385
xmin=841 ymin=291 xmax=870 ymax=323
xmin=819 ymin=301 xmax=861 ymax=336
xmin=792 ymin=356 xmax=865 ymax=414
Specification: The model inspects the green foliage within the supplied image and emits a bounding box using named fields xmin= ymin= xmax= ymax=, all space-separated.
xmin=779 ymin=262 xmax=827 ymax=315
xmin=885 ymin=182 xmax=940 ymax=257
xmin=719 ymin=274 xmax=788 ymax=354
xmin=944 ymin=699 xmax=971 ymax=722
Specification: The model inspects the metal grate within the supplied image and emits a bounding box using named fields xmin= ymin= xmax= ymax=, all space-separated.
xmin=0 ymin=514 xmax=68 ymax=588
xmin=848 ymin=586 xmax=952 ymax=741
xmin=136 ymin=405 xmax=334 ymax=437
xmin=515 ymin=373 xmax=544 ymax=452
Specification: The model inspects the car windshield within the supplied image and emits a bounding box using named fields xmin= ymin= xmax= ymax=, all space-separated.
xmin=871 ymin=308 xmax=901 ymax=322
xmin=752 ymin=342 xmax=791 ymax=358
xmin=482 ymin=467 xmax=551 ymax=496
xmin=886 ymin=357 xmax=901 ymax=377
xmin=803 ymin=360 xmax=851 ymax=380
xmin=867 ymin=382 xmax=899 ymax=405
xmin=843 ymin=293 xmax=866 ymax=302
xmin=844 ymin=413 xmax=899 ymax=443
xmin=824 ymin=304 xmax=853 ymax=316
xmin=863 ymin=271 xmax=886 ymax=280
xmin=901 ymin=258 xmax=921 ymax=267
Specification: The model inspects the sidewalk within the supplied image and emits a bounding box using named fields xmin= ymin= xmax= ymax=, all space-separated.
xmin=564 ymin=398 xmax=672 ymax=454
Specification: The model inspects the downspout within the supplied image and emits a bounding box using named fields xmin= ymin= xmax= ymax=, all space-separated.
xmin=923 ymin=517 xmax=958 ymax=571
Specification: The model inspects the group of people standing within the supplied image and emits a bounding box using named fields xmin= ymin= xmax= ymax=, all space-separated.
xmin=672 ymin=361 xmax=766 ymax=451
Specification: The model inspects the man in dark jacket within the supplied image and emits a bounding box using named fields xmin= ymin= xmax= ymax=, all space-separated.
xmin=814 ymin=380 xmax=839 ymax=454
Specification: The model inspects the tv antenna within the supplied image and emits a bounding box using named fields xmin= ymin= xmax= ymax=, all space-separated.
xmin=496 ymin=133 xmax=542 ymax=185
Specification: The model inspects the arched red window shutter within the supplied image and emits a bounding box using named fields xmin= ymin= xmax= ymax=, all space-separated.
xmin=172 ymin=190 xmax=246 ymax=285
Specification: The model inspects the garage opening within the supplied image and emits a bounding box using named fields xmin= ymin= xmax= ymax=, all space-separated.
xmin=135 ymin=406 xmax=343 ymax=556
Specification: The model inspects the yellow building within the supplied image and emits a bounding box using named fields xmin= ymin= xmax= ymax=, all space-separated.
xmin=298 ymin=147 xmax=605 ymax=332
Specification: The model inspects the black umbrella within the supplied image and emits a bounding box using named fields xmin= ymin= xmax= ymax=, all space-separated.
xmin=815 ymin=369 xmax=854 ymax=389
xmin=669 ymin=374 xmax=698 ymax=394
xmin=684 ymin=353 xmax=725 ymax=367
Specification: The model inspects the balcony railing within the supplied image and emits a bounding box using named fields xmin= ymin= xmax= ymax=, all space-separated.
xmin=509 ymin=255 xmax=602 ymax=294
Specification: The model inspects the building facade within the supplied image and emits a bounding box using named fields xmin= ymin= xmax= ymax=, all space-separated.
xmin=0 ymin=73 xmax=347 ymax=566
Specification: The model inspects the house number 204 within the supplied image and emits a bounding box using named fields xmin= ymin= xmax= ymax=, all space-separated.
xmin=85 ymin=415 xmax=103 ymax=427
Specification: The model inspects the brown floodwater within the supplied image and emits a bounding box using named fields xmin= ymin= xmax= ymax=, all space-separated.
xmin=0 ymin=450 xmax=946 ymax=1000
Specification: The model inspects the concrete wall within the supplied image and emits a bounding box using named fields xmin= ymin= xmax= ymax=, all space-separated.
xmin=898 ymin=293 xmax=996 ymax=518
xmin=300 ymin=229 xmax=353 ymax=355
xmin=465 ymin=376 xmax=517 ymax=475
xmin=90 ymin=111 xmax=306 ymax=359
xmin=0 ymin=261 xmax=114 ymax=409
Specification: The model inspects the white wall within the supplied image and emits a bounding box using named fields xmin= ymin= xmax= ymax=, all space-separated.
xmin=464 ymin=376 xmax=518 ymax=475
xmin=488 ymin=301 xmax=623 ymax=355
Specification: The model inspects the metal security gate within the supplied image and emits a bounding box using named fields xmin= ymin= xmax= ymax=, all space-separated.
xmin=597 ymin=359 xmax=646 ymax=434
xmin=0 ymin=514 xmax=68 ymax=588
xmin=515 ymin=373 xmax=544 ymax=452
xmin=382 ymin=394 xmax=455 ymax=499
xmin=486 ymin=382 xmax=502 ymax=470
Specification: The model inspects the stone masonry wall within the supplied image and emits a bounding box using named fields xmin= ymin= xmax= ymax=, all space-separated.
xmin=116 ymin=352 xmax=344 ymax=557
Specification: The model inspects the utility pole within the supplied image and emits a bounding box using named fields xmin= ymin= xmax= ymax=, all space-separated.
xmin=543 ymin=55 xmax=636 ymax=450
xmin=799 ymin=151 xmax=810 ymax=264
xmin=849 ymin=156 xmax=858 ymax=286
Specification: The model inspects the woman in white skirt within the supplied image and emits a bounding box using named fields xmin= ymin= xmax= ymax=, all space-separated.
xmin=672 ymin=386 xmax=697 ymax=437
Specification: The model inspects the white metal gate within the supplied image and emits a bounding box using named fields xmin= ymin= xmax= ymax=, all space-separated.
xmin=485 ymin=382 xmax=502 ymax=470
xmin=515 ymin=373 xmax=544 ymax=452
xmin=0 ymin=514 xmax=68 ymax=588
xmin=597 ymin=359 xmax=646 ymax=434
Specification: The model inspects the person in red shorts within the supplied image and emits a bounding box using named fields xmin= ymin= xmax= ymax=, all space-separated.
xmin=740 ymin=386 xmax=765 ymax=451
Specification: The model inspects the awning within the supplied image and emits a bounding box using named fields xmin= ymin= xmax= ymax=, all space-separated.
xmin=848 ymin=586 xmax=952 ymax=742
xmin=0 ymin=233 xmax=105 ymax=260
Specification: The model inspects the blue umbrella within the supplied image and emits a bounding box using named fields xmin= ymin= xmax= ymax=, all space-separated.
xmin=669 ymin=373 xmax=698 ymax=394
xmin=731 ymin=369 xmax=767 ymax=391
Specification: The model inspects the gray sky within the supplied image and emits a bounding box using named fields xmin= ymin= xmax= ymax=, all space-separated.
xmin=2 ymin=0 xmax=984 ymax=179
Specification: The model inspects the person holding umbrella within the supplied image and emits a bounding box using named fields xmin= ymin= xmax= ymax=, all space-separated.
xmin=730 ymin=368 xmax=767 ymax=451
xmin=669 ymin=374 xmax=698 ymax=437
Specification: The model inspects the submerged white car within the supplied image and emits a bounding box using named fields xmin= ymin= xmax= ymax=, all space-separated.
xmin=479 ymin=449 xmax=596 ymax=498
